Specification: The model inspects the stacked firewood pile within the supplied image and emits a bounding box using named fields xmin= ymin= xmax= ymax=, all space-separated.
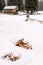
xmin=2 ymin=53 xmax=20 ymax=61
xmin=16 ymin=38 xmax=32 ymax=49
xmin=2 ymin=38 xmax=32 ymax=61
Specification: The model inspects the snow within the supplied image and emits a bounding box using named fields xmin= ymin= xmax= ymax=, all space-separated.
xmin=4 ymin=6 xmax=18 ymax=9
xmin=0 ymin=11 xmax=43 ymax=65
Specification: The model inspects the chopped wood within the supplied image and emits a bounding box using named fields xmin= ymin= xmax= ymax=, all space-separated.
xmin=16 ymin=38 xmax=32 ymax=49
xmin=2 ymin=53 xmax=20 ymax=61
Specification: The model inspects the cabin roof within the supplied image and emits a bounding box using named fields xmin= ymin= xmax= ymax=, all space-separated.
xmin=4 ymin=6 xmax=18 ymax=9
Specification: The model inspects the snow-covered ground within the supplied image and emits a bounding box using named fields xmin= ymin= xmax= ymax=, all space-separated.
xmin=0 ymin=11 xmax=43 ymax=65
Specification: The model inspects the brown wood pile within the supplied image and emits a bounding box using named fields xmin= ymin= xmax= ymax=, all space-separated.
xmin=2 ymin=53 xmax=20 ymax=61
xmin=16 ymin=38 xmax=32 ymax=49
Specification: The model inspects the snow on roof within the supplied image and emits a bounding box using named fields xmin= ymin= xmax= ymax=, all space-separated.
xmin=4 ymin=6 xmax=18 ymax=9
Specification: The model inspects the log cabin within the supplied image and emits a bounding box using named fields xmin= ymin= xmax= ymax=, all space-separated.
xmin=4 ymin=6 xmax=18 ymax=14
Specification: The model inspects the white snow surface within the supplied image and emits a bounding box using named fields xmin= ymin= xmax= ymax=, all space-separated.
xmin=0 ymin=11 xmax=43 ymax=65
xmin=4 ymin=6 xmax=17 ymax=9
